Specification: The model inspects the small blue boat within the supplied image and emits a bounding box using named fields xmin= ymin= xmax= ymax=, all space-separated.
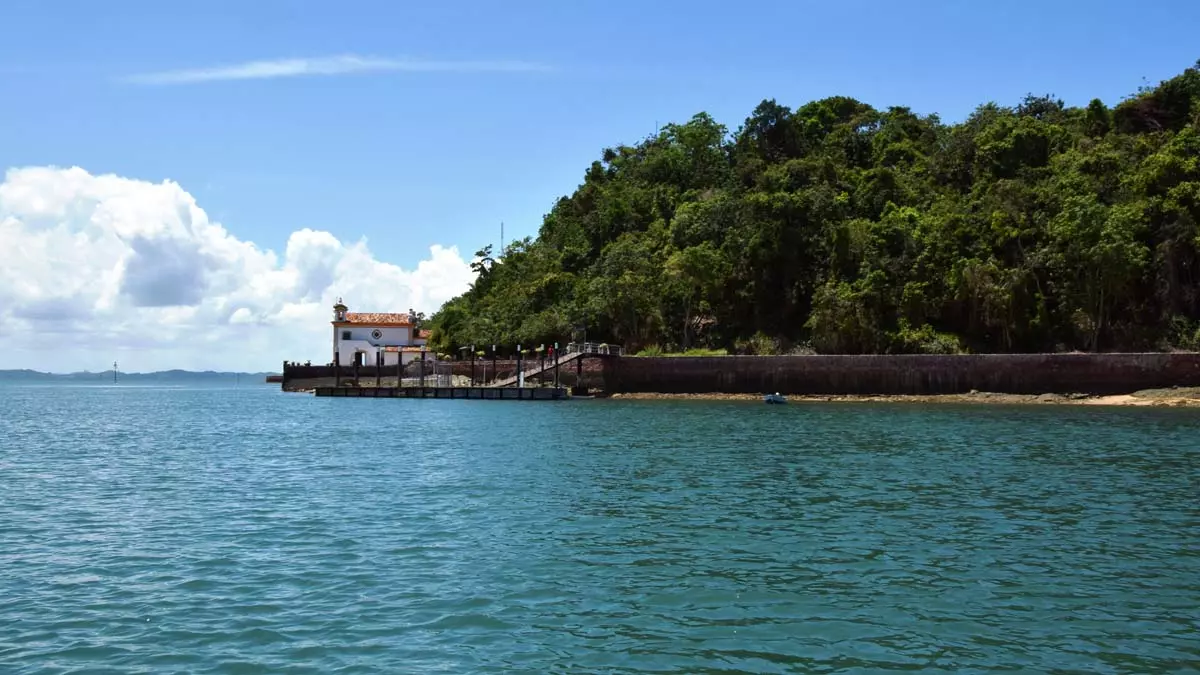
xmin=764 ymin=392 xmax=787 ymax=404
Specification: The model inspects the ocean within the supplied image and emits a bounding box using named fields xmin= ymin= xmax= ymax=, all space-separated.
xmin=2 ymin=384 xmax=1198 ymax=673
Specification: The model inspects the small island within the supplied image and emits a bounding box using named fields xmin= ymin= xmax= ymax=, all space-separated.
xmin=425 ymin=62 xmax=1200 ymax=364
xmin=280 ymin=63 xmax=1200 ymax=403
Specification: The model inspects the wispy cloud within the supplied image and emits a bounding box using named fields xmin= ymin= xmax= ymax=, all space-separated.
xmin=120 ymin=54 xmax=554 ymax=85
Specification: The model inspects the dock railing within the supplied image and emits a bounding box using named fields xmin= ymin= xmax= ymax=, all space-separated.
xmin=283 ymin=343 xmax=623 ymax=389
xmin=564 ymin=342 xmax=624 ymax=356
xmin=488 ymin=342 xmax=624 ymax=388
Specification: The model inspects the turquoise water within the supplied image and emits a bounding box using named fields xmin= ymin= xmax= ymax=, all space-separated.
xmin=1 ymin=385 xmax=1198 ymax=674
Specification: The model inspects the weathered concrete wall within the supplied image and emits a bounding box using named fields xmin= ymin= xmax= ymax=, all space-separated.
xmin=608 ymin=353 xmax=1200 ymax=396
xmin=285 ymin=354 xmax=1200 ymax=395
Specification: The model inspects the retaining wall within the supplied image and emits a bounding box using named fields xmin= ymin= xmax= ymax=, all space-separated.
xmin=283 ymin=354 xmax=1200 ymax=395
xmin=608 ymin=353 xmax=1200 ymax=396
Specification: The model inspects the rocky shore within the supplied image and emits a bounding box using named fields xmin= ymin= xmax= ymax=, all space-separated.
xmin=609 ymin=388 xmax=1200 ymax=407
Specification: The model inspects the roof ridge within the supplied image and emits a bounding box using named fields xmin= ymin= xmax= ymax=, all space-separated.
xmin=340 ymin=311 xmax=413 ymax=324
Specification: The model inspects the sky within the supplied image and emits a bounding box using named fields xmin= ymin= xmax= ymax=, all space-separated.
xmin=1 ymin=0 xmax=1198 ymax=372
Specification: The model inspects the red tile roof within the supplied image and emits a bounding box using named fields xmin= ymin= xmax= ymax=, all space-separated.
xmin=382 ymin=346 xmax=427 ymax=352
xmin=337 ymin=312 xmax=411 ymax=326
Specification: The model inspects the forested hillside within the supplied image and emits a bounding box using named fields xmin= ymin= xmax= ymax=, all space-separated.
xmin=430 ymin=62 xmax=1200 ymax=355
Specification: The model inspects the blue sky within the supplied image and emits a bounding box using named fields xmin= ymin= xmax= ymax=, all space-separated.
xmin=3 ymin=0 xmax=1198 ymax=272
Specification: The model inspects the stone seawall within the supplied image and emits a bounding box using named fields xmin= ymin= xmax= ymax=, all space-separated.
xmin=608 ymin=353 xmax=1200 ymax=396
xmin=283 ymin=354 xmax=1200 ymax=396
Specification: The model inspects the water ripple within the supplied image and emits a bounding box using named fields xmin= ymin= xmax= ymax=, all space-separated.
xmin=0 ymin=387 xmax=1197 ymax=673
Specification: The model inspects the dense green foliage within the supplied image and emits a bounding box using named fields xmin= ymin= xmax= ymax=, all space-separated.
xmin=430 ymin=62 xmax=1200 ymax=355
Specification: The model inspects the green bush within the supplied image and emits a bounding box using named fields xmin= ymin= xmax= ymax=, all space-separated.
xmin=634 ymin=345 xmax=726 ymax=357
xmin=680 ymin=347 xmax=728 ymax=356
xmin=735 ymin=332 xmax=781 ymax=355
xmin=888 ymin=321 xmax=967 ymax=354
xmin=1167 ymin=316 xmax=1200 ymax=351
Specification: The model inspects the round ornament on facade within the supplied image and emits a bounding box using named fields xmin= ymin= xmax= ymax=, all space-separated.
xmin=371 ymin=329 xmax=383 ymax=340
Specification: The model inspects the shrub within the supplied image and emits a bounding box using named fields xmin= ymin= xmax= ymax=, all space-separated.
xmin=680 ymin=347 xmax=728 ymax=356
xmin=1166 ymin=316 xmax=1200 ymax=351
xmin=735 ymin=332 xmax=782 ymax=355
xmin=888 ymin=321 xmax=967 ymax=354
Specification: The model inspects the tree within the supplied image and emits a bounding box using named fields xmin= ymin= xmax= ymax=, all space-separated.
xmin=665 ymin=243 xmax=729 ymax=349
xmin=426 ymin=61 xmax=1200 ymax=355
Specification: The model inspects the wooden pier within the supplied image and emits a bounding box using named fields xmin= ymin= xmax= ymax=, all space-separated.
xmin=283 ymin=343 xmax=624 ymax=396
xmin=314 ymin=386 xmax=569 ymax=400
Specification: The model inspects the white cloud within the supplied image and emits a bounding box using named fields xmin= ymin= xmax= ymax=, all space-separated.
xmin=120 ymin=54 xmax=553 ymax=85
xmin=0 ymin=166 xmax=476 ymax=373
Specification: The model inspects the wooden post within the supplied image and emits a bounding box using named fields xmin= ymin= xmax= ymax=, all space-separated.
xmin=419 ymin=350 xmax=426 ymax=389
xmin=376 ymin=350 xmax=382 ymax=388
xmin=540 ymin=351 xmax=545 ymax=388
xmin=516 ymin=345 xmax=522 ymax=389
xmin=492 ymin=344 xmax=497 ymax=386
xmin=554 ymin=342 xmax=560 ymax=388
xmin=397 ymin=351 xmax=403 ymax=387
xmin=334 ymin=351 xmax=341 ymax=387
xmin=470 ymin=348 xmax=476 ymax=386
xmin=352 ymin=352 xmax=359 ymax=386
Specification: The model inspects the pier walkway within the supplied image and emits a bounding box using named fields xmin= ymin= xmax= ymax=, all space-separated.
xmin=315 ymin=386 xmax=567 ymax=399
xmin=490 ymin=343 xmax=623 ymax=388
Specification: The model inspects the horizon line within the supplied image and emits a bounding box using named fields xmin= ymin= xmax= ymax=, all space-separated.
xmin=0 ymin=368 xmax=278 ymax=375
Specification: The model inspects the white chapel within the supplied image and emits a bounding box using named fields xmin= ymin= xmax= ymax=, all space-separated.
xmin=332 ymin=299 xmax=432 ymax=367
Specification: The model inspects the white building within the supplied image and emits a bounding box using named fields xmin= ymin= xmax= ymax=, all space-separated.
xmin=332 ymin=299 xmax=432 ymax=367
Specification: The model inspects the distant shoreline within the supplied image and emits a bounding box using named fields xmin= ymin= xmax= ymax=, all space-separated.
xmin=0 ymin=369 xmax=275 ymax=380
xmin=609 ymin=389 xmax=1200 ymax=407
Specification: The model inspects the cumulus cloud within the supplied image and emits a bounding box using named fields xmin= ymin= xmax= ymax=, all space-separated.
xmin=120 ymin=54 xmax=554 ymax=85
xmin=0 ymin=166 xmax=476 ymax=372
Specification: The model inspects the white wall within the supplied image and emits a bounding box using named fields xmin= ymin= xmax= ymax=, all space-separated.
xmin=334 ymin=325 xmax=417 ymax=366
xmin=381 ymin=351 xmax=430 ymax=367
xmin=336 ymin=342 xmax=434 ymax=367
xmin=337 ymin=325 xmax=410 ymax=344
xmin=336 ymin=339 xmax=369 ymax=366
